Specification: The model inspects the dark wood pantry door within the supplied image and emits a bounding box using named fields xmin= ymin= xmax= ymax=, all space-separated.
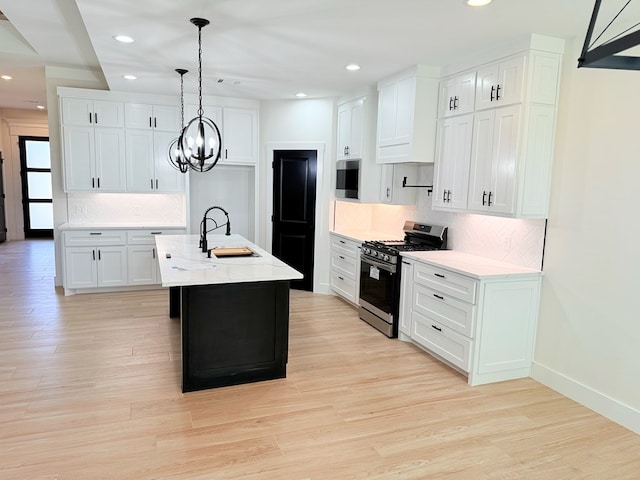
xmin=272 ymin=150 xmax=317 ymax=291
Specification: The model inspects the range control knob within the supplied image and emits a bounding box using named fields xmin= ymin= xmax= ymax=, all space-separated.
xmin=372 ymin=251 xmax=378 ymax=257
xmin=382 ymin=254 xmax=390 ymax=261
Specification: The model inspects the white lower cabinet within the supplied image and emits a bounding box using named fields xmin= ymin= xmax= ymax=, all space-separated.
xmin=398 ymin=253 xmax=542 ymax=386
xmin=329 ymin=233 xmax=361 ymax=305
xmin=63 ymin=228 xmax=184 ymax=294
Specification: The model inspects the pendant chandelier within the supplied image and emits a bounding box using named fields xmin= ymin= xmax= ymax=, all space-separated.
xmin=179 ymin=17 xmax=222 ymax=173
xmin=168 ymin=68 xmax=190 ymax=173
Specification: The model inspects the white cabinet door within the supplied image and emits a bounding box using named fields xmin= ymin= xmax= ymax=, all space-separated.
xmin=377 ymin=75 xmax=416 ymax=148
xmin=96 ymin=246 xmax=127 ymax=287
xmin=125 ymin=130 xmax=155 ymax=192
xmin=94 ymin=128 xmax=126 ymax=192
xmin=63 ymin=126 xmax=125 ymax=192
xmin=65 ymin=247 xmax=98 ymax=289
xmin=433 ymin=114 xmax=473 ymax=211
xmin=61 ymin=98 xmax=124 ymax=127
xmin=125 ymin=103 xmax=154 ymax=129
xmin=222 ymin=107 xmax=257 ymax=164
xmin=398 ymin=259 xmax=414 ymax=336
xmin=475 ymin=56 xmax=526 ymax=111
xmin=153 ymin=130 xmax=183 ymax=193
xmin=380 ymin=164 xmax=418 ymax=205
xmin=439 ymin=72 xmax=476 ymax=118
xmin=63 ymin=126 xmax=95 ymax=191
xmin=337 ymin=98 xmax=364 ymax=161
xmin=152 ymin=105 xmax=180 ymax=132
xmin=468 ymin=105 xmax=520 ymax=214
xmin=127 ymin=245 xmax=159 ymax=285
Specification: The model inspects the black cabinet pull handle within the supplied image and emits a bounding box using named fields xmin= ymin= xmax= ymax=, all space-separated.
xmin=339 ymin=255 xmax=345 ymax=260
xmin=92 ymin=177 xmax=95 ymax=189
xmin=453 ymin=96 xmax=459 ymax=109
xmin=154 ymin=117 xmax=157 ymax=128
xmin=92 ymin=250 xmax=95 ymax=261
xmin=225 ymin=149 xmax=228 ymax=159
xmin=434 ymin=273 xmax=445 ymax=278
xmin=338 ymin=276 xmax=344 ymax=281
xmin=94 ymin=113 xmax=98 ymax=124
xmin=402 ymin=261 xmax=411 ymax=265
xmin=443 ymin=189 xmax=447 ymax=202
xmin=89 ymin=112 xmax=92 ymax=124
xmin=488 ymin=191 xmax=493 ymax=206
xmin=431 ymin=324 xmax=442 ymax=332
xmin=482 ymin=191 xmax=487 ymax=205
xmin=447 ymin=190 xmax=452 ymax=202
xmin=339 ymin=240 xmax=345 ymax=244
xmin=98 ymin=250 xmax=101 ymax=261
xmin=449 ymin=97 xmax=453 ymax=111
xmin=150 ymin=179 xmax=154 ymax=189
xmin=496 ymin=84 xmax=501 ymax=100
xmin=149 ymin=117 xmax=152 ymax=128
xmin=155 ymin=179 xmax=159 ymax=189
xmin=89 ymin=232 xmax=102 ymax=235
xmin=490 ymin=85 xmax=495 ymax=101
xmin=151 ymin=232 xmax=162 ymax=235
xmin=97 ymin=177 xmax=100 ymax=189
xmin=153 ymin=248 xmax=156 ymax=259
xmin=433 ymin=294 xmax=444 ymax=300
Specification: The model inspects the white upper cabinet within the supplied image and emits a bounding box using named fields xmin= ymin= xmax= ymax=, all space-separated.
xmin=376 ymin=65 xmax=439 ymax=164
xmin=432 ymin=114 xmax=473 ymax=211
xmin=337 ymin=98 xmax=364 ymax=160
xmin=475 ymin=55 xmax=526 ymax=111
xmin=221 ymin=107 xmax=258 ymax=165
xmin=125 ymin=103 xmax=180 ymax=132
xmin=61 ymin=98 xmax=124 ymax=127
xmin=438 ymin=71 xmax=476 ymax=118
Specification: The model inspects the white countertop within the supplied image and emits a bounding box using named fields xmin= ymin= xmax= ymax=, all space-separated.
xmin=59 ymin=223 xmax=187 ymax=230
xmin=330 ymin=229 xmax=401 ymax=243
xmin=401 ymin=250 xmax=542 ymax=279
xmin=155 ymin=234 xmax=303 ymax=287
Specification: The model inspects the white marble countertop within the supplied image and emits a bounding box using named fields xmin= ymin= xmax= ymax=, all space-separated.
xmin=330 ymin=229 xmax=402 ymax=243
xmin=59 ymin=222 xmax=187 ymax=230
xmin=155 ymin=234 xmax=303 ymax=287
xmin=401 ymin=250 xmax=542 ymax=279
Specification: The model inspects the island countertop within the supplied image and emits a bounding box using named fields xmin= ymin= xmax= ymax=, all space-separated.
xmin=155 ymin=234 xmax=302 ymax=287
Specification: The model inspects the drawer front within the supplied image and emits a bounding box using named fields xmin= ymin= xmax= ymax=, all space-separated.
xmin=414 ymin=283 xmax=476 ymax=338
xmin=331 ymin=251 xmax=358 ymax=280
xmin=330 ymin=271 xmax=357 ymax=304
xmin=330 ymin=235 xmax=360 ymax=258
xmin=414 ymin=262 xmax=477 ymax=304
xmin=64 ymin=230 xmax=126 ymax=247
xmin=412 ymin=311 xmax=472 ymax=372
xmin=127 ymin=229 xmax=184 ymax=245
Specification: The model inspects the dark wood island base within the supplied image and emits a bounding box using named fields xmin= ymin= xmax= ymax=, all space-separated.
xmin=174 ymin=280 xmax=291 ymax=393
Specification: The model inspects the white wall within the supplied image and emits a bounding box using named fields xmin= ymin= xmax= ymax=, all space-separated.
xmin=532 ymin=39 xmax=640 ymax=433
xmin=259 ymin=98 xmax=334 ymax=293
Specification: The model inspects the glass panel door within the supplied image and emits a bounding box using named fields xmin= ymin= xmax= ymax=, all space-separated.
xmin=19 ymin=136 xmax=53 ymax=238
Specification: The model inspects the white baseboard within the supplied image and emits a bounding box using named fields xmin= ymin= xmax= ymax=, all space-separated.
xmin=531 ymin=362 xmax=640 ymax=435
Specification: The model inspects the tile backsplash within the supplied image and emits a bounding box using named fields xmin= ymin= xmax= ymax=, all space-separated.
xmin=67 ymin=193 xmax=187 ymax=226
xmin=334 ymin=165 xmax=546 ymax=270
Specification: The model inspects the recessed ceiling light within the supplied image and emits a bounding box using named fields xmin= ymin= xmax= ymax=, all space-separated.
xmin=295 ymin=92 xmax=307 ymax=98
xmin=113 ymin=35 xmax=134 ymax=43
xmin=36 ymin=105 xmax=46 ymax=110
xmin=345 ymin=64 xmax=361 ymax=71
xmin=123 ymin=74 xmax=137 ymax=80
xmin=1 ymin=75 xmax=12 ymax=80
xmin=466 ymin=0 xmax=492 ymax=6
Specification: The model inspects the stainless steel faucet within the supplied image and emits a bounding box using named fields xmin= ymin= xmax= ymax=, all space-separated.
xmin=200 ymin=206 xmax=231 ymax=253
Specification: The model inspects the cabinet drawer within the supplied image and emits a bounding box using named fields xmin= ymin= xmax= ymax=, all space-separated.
xmin=414 ymin=262 xmax=477 ymax=304
xmin=412 ymin=311 xmax=472 ymax=372
xmin=331 ymin=252 xmax=358 ymax=281
xmin=414 ymin=283 xmax=476 ymax=338
xmin=127 ymin=229 xmax=184 ymax=245
xmin=64 ymin=230 xmax=126 ymax=247
xmin=330 ymin=236 xmax=360 ymax=258
xmin=330 ymin=271 xmax=357 ymax=304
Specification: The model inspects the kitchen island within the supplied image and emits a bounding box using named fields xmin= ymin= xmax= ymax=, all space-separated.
xmin=155 ymin=234 xmax=302 ymax=392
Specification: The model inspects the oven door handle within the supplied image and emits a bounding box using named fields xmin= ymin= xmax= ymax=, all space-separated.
xmin=361 ymin=255 xmax=396 ymax=274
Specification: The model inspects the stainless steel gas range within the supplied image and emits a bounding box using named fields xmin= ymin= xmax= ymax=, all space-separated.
xmin=359 ymin=221 xmax=448 ymax=337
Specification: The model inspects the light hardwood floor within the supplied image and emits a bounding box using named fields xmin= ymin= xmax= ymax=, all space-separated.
xmin=1 ymin=239 xmax=639 ymax=479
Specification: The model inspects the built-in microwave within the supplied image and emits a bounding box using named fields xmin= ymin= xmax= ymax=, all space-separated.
xmin=336 ymin=159 xmax=359 ymax=199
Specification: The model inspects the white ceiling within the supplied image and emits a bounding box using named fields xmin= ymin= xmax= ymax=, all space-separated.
xmin=0 ymin=0 xmax=638 ymax=111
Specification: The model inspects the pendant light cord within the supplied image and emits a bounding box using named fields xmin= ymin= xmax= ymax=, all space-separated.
xmin=198 ymin=24 xmax=204 ymax=118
